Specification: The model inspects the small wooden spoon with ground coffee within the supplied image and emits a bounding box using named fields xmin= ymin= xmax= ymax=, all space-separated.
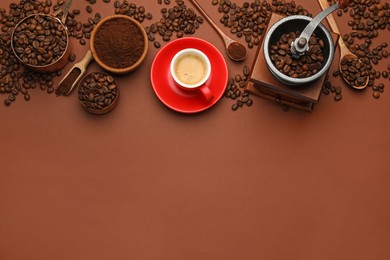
xmin=190 ymin=0 xmax=247 ymax=62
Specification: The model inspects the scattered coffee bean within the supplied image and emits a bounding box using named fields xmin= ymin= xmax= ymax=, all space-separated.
xmin=86 ymin=5 xmax=93 ymax=13
xmin=373 ymin=91 xmax=380 ymax=99
xmin=69 ymin=53 xmax=76 ymax=62
xmin=334 ymin=94 xmax=342 ymax=101
xmin=154 ymin=41 xmax=161 ymax=48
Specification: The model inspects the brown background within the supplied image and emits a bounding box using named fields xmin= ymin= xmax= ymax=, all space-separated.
xmin=1 ymin=1 xmax=389 ymax=259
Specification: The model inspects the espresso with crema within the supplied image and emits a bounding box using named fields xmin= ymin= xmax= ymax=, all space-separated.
xmin=174 ymin=54 xmax=207 ymax=85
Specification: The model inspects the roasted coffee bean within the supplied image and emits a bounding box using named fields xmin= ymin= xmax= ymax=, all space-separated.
xmin=232 ymin=103 xmax=239 ymax=111
xmin=382 ymin=71 xmax=388 ymax=78
xmin=154 ymin=41 xmax=161 ymax=48
xmin=86 ymin=5 xmax=93 ymax=13
xmin=322 ymin=87 xmax=330 ymax=95
xmin=69 ymin=53 xmax=76 ymax=62
xmin=24 ymin=94 xmax=30 ymax=101
xmin=243 ymin=65 xmax=250 ymax=76
xmin=373 ymin=91 xmax=380 ymax=99
xmin=334 ymin=94 xmax=342 ymax=101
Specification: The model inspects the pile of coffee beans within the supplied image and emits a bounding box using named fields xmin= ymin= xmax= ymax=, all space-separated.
xmin=145 ymin=0 xmax=203 ymax=49
xmin=12 ymin=14 xmax=68 ymax=66
xmin=78 ymin=72 xmax=118 ymax=112
xmin=340 ymin=56 xmax=369 ymax=87
xmin=270 ymin=32 xmax=325 ymax=78
xmin=224 ymin=65 xmax=254 ymax=111
xmin=215 ymin=0 xmax=312 ymax=49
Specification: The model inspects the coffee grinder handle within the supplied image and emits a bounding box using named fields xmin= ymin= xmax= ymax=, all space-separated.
xmin=318 ymin=0 xmax=340 ymax=35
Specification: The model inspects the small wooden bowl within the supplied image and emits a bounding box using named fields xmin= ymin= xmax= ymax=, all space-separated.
xmin=90 ymin=15 xmax=148 ymax=74
xmin=78 ymin=72 xmax=119 ymax=115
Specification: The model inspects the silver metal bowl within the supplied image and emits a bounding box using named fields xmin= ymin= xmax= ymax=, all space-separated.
xmin=264 ymin=15 xmax=335 ymax=86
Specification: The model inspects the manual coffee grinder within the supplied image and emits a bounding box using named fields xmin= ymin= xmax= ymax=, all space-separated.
xmin=247 ymin=0 xmax=349 ymax=112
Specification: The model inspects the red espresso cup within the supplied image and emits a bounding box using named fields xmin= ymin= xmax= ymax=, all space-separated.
xmin=170 ymin=48 xmax=214 ymax=102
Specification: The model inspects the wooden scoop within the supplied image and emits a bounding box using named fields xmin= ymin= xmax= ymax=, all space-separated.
xmin=318 ymin=0 xmax=368 ymax=90
xmin=55 ymin=50 xmax=93 ymax=96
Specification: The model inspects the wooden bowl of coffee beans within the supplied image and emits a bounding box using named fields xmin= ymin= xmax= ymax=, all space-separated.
xmin=78 ymin=72 xmax=119 ymax=115
xmin=264 ymin=15 xmax=335 ymax=86
xmin=11 ymin=14 xmax=71 ymax=73
xmin=90 ymin=15 xmax=148 ymax=74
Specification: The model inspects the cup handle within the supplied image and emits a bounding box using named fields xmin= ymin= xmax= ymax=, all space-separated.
xmin=198 ymin=85 xmax=214 ymax=102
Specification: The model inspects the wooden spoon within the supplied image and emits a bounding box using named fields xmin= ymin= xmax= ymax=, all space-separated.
xmin=189 ymin=0 xmax=247 ymax=62
xmin=318 ymin=0 xmax=368 ymax=89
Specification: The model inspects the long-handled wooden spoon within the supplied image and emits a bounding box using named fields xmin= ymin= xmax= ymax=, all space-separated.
xmin=318 ymin=0 xmax=368 ymax=89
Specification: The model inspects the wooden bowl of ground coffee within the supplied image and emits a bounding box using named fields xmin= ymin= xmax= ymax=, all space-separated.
xmin=90 ymin=15 xmax=148 ymax=74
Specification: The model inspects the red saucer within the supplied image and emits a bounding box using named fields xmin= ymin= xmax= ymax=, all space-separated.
xmin=151 ymin=37 xmax=228 ymax=113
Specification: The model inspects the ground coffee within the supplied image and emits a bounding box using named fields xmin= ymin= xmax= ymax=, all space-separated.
xmin=93 ymin=17 xmax=144 ymax=69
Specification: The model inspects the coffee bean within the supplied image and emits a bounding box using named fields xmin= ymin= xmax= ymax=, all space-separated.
xmin=154 ymin=41 xmax=161 ymax=48
xmin=69 ymin=54 xmax=76 ymax=62
xmin=232 ymin=103 xmax=239 ymax=111
xmin=373 ymin=91 xmax=380 ymax=99
xmin=334 ymin=94 xmax=342 ymax=101
xmin=382 ymin=71 xmax=388 ymax=78
xmin=243 ymin=66 xmax=250 ymax=76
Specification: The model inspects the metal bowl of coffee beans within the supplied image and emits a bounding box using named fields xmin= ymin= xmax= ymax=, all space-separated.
xmin=264 ymin=15 xmax=334 ymax=86
xmin=11 ymin=14 xmax=71 ymax=73
xmin=78 ymin=72 xmax=119 ymax=115
xmin=90 ymin=15 xmax=148 ymax=74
